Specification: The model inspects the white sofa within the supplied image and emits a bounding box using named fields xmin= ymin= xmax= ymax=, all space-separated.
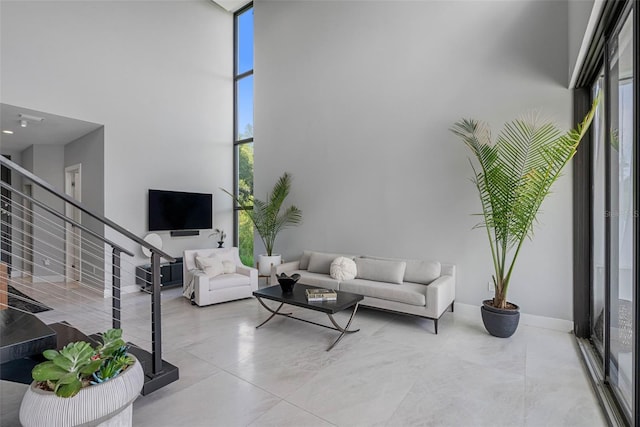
xmin=183 ymin=247 xmax=258 ymax=307
xmin=274 ymin=250 xmax=455 ymax=333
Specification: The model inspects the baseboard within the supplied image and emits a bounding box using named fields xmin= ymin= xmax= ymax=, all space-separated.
xmin=32 ymin=274 xmax=65 ymax=283
xmin=454 ymin=302 xmax=574 ymax=332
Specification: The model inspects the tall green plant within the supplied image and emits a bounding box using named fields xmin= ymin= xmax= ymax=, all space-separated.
xmin=451 ymin=105 xmax=596 ymax=309
xmin=223 ymin=172 xmax=302 ymax=256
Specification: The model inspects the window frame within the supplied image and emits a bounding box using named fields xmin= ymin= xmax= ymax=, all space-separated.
xmin=233 ymin=2 xmax=254 ymax=250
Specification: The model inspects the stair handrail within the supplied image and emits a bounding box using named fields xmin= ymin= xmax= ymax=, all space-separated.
xmin=0 ymin=181 xmax=134 ymax=257
xmin=0 ymin=155 xmax=174 ymax=261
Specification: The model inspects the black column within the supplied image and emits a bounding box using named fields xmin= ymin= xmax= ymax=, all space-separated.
xmin=573 ymin=87 xmax=593 ymax=338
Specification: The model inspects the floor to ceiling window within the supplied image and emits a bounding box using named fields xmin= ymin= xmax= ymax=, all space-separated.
xmin=607 ymin=11 xmax=634 ymax=414
xmin=234 ymin=3 xmax=254 ymax=266
xmin=575 ymin=2 xmax=637 ymax=425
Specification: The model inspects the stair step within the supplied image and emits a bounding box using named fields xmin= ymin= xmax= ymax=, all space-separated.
xmin=49 ymin=322 xmax=99 ymax=349
xmin=0 ymin=309 xmax=55 ymax=365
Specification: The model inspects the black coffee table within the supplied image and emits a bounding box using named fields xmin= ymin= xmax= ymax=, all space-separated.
xmin=253 ymin=284 xmax=363 ymax=351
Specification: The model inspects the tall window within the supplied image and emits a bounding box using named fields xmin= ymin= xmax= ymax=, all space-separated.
xmin=234 ymin=4 xmax=254 ymax=266
xmin=574 ymin=2 xmax=637 ymax=424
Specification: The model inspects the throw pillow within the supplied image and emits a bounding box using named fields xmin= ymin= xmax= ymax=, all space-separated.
xmin=222 ymin=260 xmax=236 ymax=274
xmin=355 ymin=258 xmax=407 ymax=285
xmin=195 ymin=255 xmax=224 ymax=278
xmin=330 ymin=257 xmax=357 ymax=280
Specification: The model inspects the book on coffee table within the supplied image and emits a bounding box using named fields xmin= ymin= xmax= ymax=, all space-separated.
xmin=305 ymin=288 xmax=337 ymax=301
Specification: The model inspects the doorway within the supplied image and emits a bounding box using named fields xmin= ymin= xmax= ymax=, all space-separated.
xmin=65 ymin=164 xmax=81 ymax=283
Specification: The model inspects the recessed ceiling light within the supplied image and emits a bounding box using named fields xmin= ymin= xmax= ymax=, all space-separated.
xmin=2 ymin=130 xmax=14 ymax=134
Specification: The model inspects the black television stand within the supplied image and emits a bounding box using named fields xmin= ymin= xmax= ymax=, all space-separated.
xmin=136 ymin=257 xmax=183 ymax=292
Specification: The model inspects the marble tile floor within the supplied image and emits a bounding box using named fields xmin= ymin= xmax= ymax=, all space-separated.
xmin=1 ymin=286 xmax=606 ymax=427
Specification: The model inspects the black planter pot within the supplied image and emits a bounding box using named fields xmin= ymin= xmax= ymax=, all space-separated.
xmin=480 ymin=300 xmax=520 ymax=338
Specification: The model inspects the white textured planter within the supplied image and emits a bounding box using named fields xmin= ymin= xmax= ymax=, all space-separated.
xmin=19 ymin=355 xmax=144 ymax=427
xmin=258 ymin=254 xmax=281 ymax=276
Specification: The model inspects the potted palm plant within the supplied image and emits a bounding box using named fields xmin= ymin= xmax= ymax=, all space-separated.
xmin=451 ymin=105 xmax=596 ymax=338
xmin=223 ymin=172 xmax=302 ymax=275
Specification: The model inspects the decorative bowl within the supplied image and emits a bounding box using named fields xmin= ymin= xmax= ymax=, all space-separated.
xmin=277 ymin=273 xmax=300 ymax=294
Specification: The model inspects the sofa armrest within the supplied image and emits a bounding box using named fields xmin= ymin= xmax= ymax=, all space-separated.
xmin=426 ymin=275 xmax=456 ymax=317
xmin=272 ymin=260 xmax=301 ymax=284
xmin=237 ymin=265 xmax=259 ymax=291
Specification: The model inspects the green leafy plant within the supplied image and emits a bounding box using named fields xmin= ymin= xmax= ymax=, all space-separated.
xmin=451 ymin=103 xmax=596 ymax=309
xmin=93 ymin=346 xmax=134 ymax=383
xmin=31 ymin=328 xmax=134 ymax=397
xmin=222 ymin=172 xmax=302 ymax=256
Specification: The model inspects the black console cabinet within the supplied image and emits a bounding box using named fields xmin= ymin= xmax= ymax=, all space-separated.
xmin=136 ymin=257 xmax=183 ymax=291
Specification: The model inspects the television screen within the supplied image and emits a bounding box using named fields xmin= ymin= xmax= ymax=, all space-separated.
xmin=148 ymin=189 xmax=212 ymax=231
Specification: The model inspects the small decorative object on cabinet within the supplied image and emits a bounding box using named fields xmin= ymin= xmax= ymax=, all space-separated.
xmin=209 ymin=229 xmax=226 ymax=248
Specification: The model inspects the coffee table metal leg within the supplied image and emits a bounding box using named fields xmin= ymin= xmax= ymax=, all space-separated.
xmin=326 ymin=303 xmax=360 ymax=351
xmin=255 ymin=297 xmax=292 ymax=329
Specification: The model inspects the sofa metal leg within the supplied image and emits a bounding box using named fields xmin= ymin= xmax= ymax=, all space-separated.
xmin=434 ymin=318 xmax=438 ymax=334
xmin=451 ymin=301 xmax=455 ymax=312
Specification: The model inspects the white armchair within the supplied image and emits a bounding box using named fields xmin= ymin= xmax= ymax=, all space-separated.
xmin=183 ymin=247 xmax=258 ymax=307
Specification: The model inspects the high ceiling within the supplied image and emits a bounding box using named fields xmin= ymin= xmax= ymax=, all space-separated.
xmin=0 ymin=104 xmax=102 ymax=152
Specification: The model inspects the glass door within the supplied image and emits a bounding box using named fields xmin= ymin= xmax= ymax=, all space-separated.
xmin=607 ymin=10 xmax=634 ymax=416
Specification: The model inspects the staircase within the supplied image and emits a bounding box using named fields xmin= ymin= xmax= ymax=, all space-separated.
xmin=0 ymin=155 xmax=178 ymax=395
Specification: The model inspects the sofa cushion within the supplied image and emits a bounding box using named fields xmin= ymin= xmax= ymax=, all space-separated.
xmin=330 ymin=257 xmax=357 ymax=280
xmin=299 ymin=250 xmax=314 ymax=270
xmin=363 ymin=256 xmax=441 ymax=285
xmin=340 ymin=279 xmax=426 ymax=306
xmin=196 ymin=255 xmax=224 ymax=278
xmin=308 ymin=252 xmax=351 ymax=274
xmin=354 ymin=258 xmax=406 ymax=285
xmin=289 ymin=270 xmax=340 ymax=290
xmin=207 ymin=273 xmax=250 ymax=291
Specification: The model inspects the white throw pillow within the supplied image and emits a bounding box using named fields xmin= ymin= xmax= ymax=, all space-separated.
xmin=330 ymin=257 xmax=357 ymax=281
xmin=195 ymin=255 xmax=224 ymax=278
xmin=222 ymin=260 xmax=236 ymax=274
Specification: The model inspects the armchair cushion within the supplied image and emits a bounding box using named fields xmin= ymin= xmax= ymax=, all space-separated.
xmin=196 ymin=255 xmax=224 ymax=278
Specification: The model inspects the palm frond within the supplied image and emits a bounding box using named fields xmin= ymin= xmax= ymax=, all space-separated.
xmin=451 ymin=98 xmax=598 ymax=304
xmin=221 ymin=172 xmax=302 ymax=256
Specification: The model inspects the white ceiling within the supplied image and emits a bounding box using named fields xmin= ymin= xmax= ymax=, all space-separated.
xmin=0 ymin=104 xmax=103 ymax=152
xmin=211 ymin=0 xmax=250 ymax=12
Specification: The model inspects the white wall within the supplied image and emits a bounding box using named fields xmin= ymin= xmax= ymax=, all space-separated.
xmin=255 ymin=0 xmax=575 ymax=320
xmin=0 ymin=1 xmax=234 ymax=273
xmin=22 ymin=145 xmax=66 ymax=280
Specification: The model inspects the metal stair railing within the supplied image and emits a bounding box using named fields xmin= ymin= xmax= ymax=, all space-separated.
xmin=0 ymin=154 xmax=177 ymax=388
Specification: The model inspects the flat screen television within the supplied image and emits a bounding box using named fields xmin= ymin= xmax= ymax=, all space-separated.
xmin=148 ymin=189 xmax=212 ymax=231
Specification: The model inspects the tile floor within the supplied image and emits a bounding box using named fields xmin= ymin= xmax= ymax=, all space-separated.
xmin=1 ymin=285 xmax=606 ymax=427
